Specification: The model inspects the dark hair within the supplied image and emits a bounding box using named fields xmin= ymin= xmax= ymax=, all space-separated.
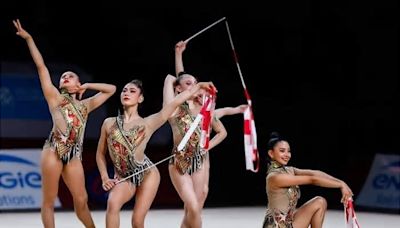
xmin=177 ymin=71 xmax=187 ymax=77
xmin=128 ymin=79 xmax=144 ymax=95
xmin=267 ymin=131 xmax=286 ymax=150
xmin=119 ymin=79 xmax=144 ymax=114
xmin=174 ymin=71 xmax=198 ymax=88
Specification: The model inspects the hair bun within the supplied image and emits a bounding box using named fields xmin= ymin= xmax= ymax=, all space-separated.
xmin=267 ymin=131 xmax=282 ymax=150
xmin=270 ymin=131 xmax=280 ymax=139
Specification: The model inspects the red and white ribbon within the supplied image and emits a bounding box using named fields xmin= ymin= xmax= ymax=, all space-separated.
xmin=199 ymin=89 xmax=216 ymax=150
xmin=225 ymin=20 xmax=259 ymax=172
xmin=181 ymin=18 xmax=259 ymax=172
xmin=344 ymin=198 xmax=361 ymax=228
xmin=243 ymin=99 xmax=259 ymax=172
xmin=177 ymin=89 xmax=216 ymax=152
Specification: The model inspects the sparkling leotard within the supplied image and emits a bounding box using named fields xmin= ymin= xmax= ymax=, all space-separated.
xmin=263 ymin=161 xmax=301 ymax=228
xmin=43 ymin=91 xmax=88 ymax=164
xmin=169 ymin=102 xmax=206 ymax=175
xmin=107 ymin=115 xmax=153 ymax=186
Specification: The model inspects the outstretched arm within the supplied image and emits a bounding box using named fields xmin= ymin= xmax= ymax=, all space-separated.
xmin=293 ymin=167 xmax=353 ymax=203
xmin=80 ymin=83 xmax=116 ymax=113
xmin=175 ymin=41 xmax=186 ymax=75
xmin=147 ymin=79 xmax=217 ymax=132
xmin=13 ymin=19 xmax=59 ymax=106
xmin=214 ymin=104 xmax=248 ymax=119
xmin=96 ymin=118 xmax=115 ymax=191
xmin=269 ymin=168 xmax=354 ymax=203
xmin=294 ymin=168 xmax=342 ymax=182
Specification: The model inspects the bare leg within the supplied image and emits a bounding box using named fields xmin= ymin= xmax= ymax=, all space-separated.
xmin=169 ymin=165 xmax=202 ymax=228
xmin=178 ymin=156 xmax=210 ymax=228
xmin=62 ymin=159 xmax=95 ymax=228
xmin=192 ymin=155 xmax=210 ymax=209
xmin=131 ymin=168 xmax=160 ymax=228
xmin=105 ymin=181 xmax=135 ymax=228
xmin=41 ymin=148 xmax=63 ymax=228
xmin=182 ymin=205 xmax=189 ymax=228
xmin=293 ymin=196 xmax=328 ymax=228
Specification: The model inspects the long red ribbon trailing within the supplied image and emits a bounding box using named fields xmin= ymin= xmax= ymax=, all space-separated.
xmin=225 ymin=20 xmax=259 ymax=172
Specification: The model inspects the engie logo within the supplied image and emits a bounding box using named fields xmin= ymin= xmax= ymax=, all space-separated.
xmin=372 ymin=160 xmax=400 ymax=190
xmin=356 ymin=153 xmax=400 ymax=210
xmin=0 ymin=149 xmax=61 ymax=210
xmin=0 ymin=154 xmax=41 ymax=189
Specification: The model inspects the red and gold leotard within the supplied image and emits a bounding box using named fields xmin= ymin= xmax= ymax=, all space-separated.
xmin=263 ymin=161 xmax=301 ymax=228
xmin=169 ymin=102 xmax=206 ymax=175
xmin=107 ymin=115 xmax=153 ymax=186
xmin=43 ymin=91 xmax=88 ymax=164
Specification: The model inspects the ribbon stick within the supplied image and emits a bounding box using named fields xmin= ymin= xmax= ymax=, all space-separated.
xmin=184 ymin=17 xmax=226 ymax=43
xmin=115 ymin=154 xmax=175 ymax=184
xmin=225 ymin=20 xmax=259 ymax=172
xmin=177 ymin=114 xmax=203 ymax=151
xmin=344 ymin=198 xmax=361 ymax=228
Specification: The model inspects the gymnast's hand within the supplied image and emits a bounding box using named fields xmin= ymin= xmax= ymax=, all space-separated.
xmin=13 ymin=19 xmax=32 ymax=40
xmin=175 ymin=41 xmax=187 ymax=54
xmin=237 ymin=104 xmax=249 ymax=113
xmin=198 ymin=81 xmax=217 ymax=93
xmin=340 ymin=181 xmax=353 ymax=205
xmin=102 ymin=178 xmax=116 ymax=191
xmin=77 ymin=83 xmax=89 ymax=100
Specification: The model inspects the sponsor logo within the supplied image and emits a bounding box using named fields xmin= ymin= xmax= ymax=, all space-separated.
xmin=0 ymin=154 xmax=41 ymax=189
xmin=372 ymin=161 xmax=400 ymax=190
xmin=356 ymin=154 xmax=400 ymax=210
xmin=0 ymin=150 xmax=62 ymax=209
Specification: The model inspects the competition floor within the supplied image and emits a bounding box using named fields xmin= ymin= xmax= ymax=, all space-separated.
xmin=1 ymin=206 xmax=399 ymax=228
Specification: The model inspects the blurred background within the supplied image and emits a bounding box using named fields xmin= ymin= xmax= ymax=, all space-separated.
xmin=1 ymin=1 xmax=398 ymax=214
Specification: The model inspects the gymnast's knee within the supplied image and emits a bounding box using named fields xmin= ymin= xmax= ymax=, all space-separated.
xmin=312 ymin=196 xmax=328 ymax=211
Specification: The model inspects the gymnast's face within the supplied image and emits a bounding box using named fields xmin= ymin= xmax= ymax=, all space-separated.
xmin=268 ymin=141 xmax=291 ymax=166
xmin=176 ymin=74 xmax=197 ymax=94
xmin=59 ymin=71 xmax=80 ymax=92
xmin=120 ymin=83 xmax=143 ymax=107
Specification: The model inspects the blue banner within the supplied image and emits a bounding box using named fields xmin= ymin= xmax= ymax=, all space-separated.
xmin=1 ymin=74 xmax=50 ymax=120
xmin=356 ymin=153 xmax=400 ymax=210
xmin=0 ymin=149 xmax=61 ymax=210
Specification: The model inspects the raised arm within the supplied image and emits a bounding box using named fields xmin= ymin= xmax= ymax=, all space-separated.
xmin=13 ymin=19 xmax=59 ymax=106
xmin=80 ymin=83 xmax=116 ymax=113
xmin=175 ymin=41 xmax=186 ymax=75
xmin=214 ymin=104 xmax=248 ymax=119
xmin=163 ymin=74 xmax=177 ymax=107
xmin=96 ymin=118 xmax=115 ymax=191
xmin=147 ymin=80 xmax=217 ymax=132
xmin=162 ymin=41 xmax=187 ymax=107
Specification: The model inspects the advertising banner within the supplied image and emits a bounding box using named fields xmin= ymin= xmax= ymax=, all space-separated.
xmin=0 ymin=149 xmax=61 ymax=210
xmin=356 ymin=153 xmax=400 ymax=210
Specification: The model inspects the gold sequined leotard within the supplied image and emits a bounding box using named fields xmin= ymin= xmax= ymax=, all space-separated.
xmin=107 ymin=115 xmax=153 ymax=186
xmin=169 ymin=102 xmax=207 ymax=175
xmin=263 ymin=161 xmax=301 ymax=228
xmin=43 ymin=91 xmax=88 ymax=164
